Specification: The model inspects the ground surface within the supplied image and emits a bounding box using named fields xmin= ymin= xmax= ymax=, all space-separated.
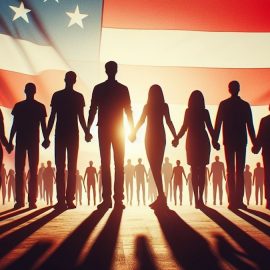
xmin=0 ymin=202 xmax=270 ymax=270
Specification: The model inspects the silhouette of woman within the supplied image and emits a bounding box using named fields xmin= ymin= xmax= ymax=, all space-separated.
xmin=173 ymin=90 xmax=219 ymax=208
xmin=130 ymin=85 xmax=177 ymax=209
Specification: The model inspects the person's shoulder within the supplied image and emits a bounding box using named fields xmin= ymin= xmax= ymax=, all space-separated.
xmin=261 ymin=114 xmax=270 ymax=123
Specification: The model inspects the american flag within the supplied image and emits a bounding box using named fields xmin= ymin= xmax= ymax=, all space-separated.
xmin=0 ymin=0 xmax=270 ymax=109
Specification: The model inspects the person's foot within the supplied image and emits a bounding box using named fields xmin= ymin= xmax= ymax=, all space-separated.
xmin=54 ymin=202 xmax=67 ymax=210
xmin=114 ymin=201 xmax=125 ymax=209
xmin=14 ymin=202 xmax=25 ymax=209
xmin=198 ymin=199 xmax=205 ymax=209
xmin=237 ymin=202 xmax=248 ymax=210
xmin=67 ymin=202 xmax=77 ymax=209
xmin=213 ymin=201 xmax=216 ymax=205
xmin=97 ymin=200 xmax=112 ymax=210
xmin=227 ymin=203 xmax=237 ymax=210
xmin=220 ymin=201 xmax=222 ymax=205
xmin=149 ymin=194 xmax=167 ymax=210
xmin=29 ymin=202 xmax=37 ymax=209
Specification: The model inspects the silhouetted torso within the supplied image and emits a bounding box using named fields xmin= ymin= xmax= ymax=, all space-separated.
xmin=86 ymin=167 xmax=97 ymax=183
xmin=51 ymin=89 xmax=85 ymax=136
xmin=172 ymin=166 xmax=184 ymax=183
xmin=211 ymin=161 xmax=224 ymax=182
xmin=256 ymin=115 xmax=270 ymax=153
xmin=180 ymin=108 xmax=211 ymax=166
xmin=124 ymin=164 xmax=134 ymax=181
xmin=12 ymin=100 xmax=46 ymax=144
xmin=90 ymin=80 xmax=131 ymax=131
xmin=216 ymin=96 xmax=253 ymax=146
xmin=135 ymin=164 xmax=146 ymax=181
xmin=254 ymin=167 xmax=264 ymax=186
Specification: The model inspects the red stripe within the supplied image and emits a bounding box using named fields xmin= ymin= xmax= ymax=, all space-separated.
xmin=117 ymin=65 xmax=270 ymax=105
xmin=103 ymin=0 xmax=270 ymax=31
xmin=0 ymin=70 xmax=89 ymax=108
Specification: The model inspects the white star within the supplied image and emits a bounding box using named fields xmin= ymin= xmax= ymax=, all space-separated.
xmin=66 ymin=5 xmax=88 ymax=28
xmin=9 ymin=2 xmax=31 ymax=23
xmin=43 ymin=0 xmax=59 ymax=3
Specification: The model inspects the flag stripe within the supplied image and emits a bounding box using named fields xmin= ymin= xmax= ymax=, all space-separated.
xmin=100 ymin=29 xmax=270 ymax=68
xmin=103 ymin=0 xmax=270 ymax=32
xmin=0 ymin=34 xmax=68 ymax=75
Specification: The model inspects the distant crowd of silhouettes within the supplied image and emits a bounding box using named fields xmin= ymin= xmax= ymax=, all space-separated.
xmin=0 ymin=61 xmax=269 ymax=211
xmin=0 ymin=157 xmax=265 ymax=208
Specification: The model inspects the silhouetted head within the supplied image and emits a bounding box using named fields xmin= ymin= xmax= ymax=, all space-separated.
xmin=165 ymin=157 xmax=169 ymax=163
xmin=256 ymin=162 xmax=261 ymax=167
xmin=89 ymin=161 xmax=93 ymax=166
xmin=215 ymin=156 xmax=219 ymax=162
xmin=228 ymin=80 xmax=240 ymax=96
xmin=9 ymin=169 xmax=15 ymax=175
xmin=147 ymin=84 xmax=165 ymax=108
xmin=245 ymin=164 xmax=250 ymax=170
xmin=105 ymin=61 xmax=118 ymax=79
xmin=138 ymin=158 xmax=142 ymax=164
xmin=176 ymin=160 xmax=180 ymax=166
xmin=47 ymin=160 xmax=52 ymax=167
xmin=188 ymin=90 xmax=205 ymax=110
xmin=65 ymin=71 xmax=77 ymax=88
xmin=127 ymin=159 xmax=131 ymax=164
xmin=24 ymin=83 xmax=36 ymax=99
xmin=41 ymin=163 xmax=45 ymax=167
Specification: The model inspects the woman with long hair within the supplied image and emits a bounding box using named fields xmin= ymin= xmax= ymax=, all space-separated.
xmin=129 ymin=85 xmax=177 ymax=209
xmin=173 ymin=90 xmax=219 ymax=208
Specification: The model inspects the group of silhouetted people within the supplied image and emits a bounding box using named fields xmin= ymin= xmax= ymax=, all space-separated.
xmin=0 ymin=61 xmax=269 ymax=211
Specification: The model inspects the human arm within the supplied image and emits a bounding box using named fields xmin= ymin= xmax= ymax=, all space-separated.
xmin=0 ymin=110 xmax=8 ymax=148
xmin=246 ymin=104 xmax=256 ymax=146
xmin=129 ymin=106 xmax=147 ymax=142
xmin=205 ymin=110 xmax=220 ymax=150
xmin=253 ymin=171 xmax=255 ymax=185
xmin=182 ymin=167 xmax=188 ymax=183
xmin=164 ymin=104 xmax=177 ymax=138
xmin=252 ymin=118 xmax=263 ymax=154
xmin=173 ymin=109 xmax=188 ymax=147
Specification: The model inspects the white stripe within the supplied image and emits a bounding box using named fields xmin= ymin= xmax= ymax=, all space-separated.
xmin=0 ymin=34 xmax=68 ymax=74
xmin=100 ymin=28 xmax=270 ymax=68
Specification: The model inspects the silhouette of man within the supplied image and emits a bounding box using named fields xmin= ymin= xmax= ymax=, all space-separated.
xmin=124 ymin=159 xmax=135 ymax=205
xmin=244 ymin=165 xmax=252 ymax=205
xmin=46 ymin=71 xmax=89 ymax=210
xmin=38 ymin=163 xmax=45 ymax=200
xmin=162 ymin=157 xmax=173 ymax=202
xmin=215 ymin=80 xmax=256 ymax=209
xmin=9 ymin=83 xmax=47 ymax=209
xmin=171 ymin=160 xmax=187 ymax=205
xmin=76 ymin=170 xmax=83 ymax=206
xmin=7 ymin=169 xmax=15 ymax=202
xmin=252 ymin=104 xmax=270 ymax=209
xmin=209 ymin=156 xmax=226 ymax=205
xmin=1 ymin=164 xmax=7 ymax=205
xmin=87 ymin=61 xmax=134 ymax=210
xmin=83 ymin=161 xmax=98 ymax=206
xmin=43 ymin=160 xmax=55 ymax=206
xmin=134 ymin=158 xmax=148 ymax=206
xmin=187 ymin=168 xmax=193 ymax=205
xmin=253 ymin=162 xmax=264 ymax=205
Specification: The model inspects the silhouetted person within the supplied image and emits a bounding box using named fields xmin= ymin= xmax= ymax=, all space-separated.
xmin=124 ymin=159 xmax=135 ymax=205
xmin=7 ymin=169 xmax=16 ymax=202
xmin=46 ymin=71 xmax=89 ymax=210
xmin=130 ymin=85 xmax=177 ymax=209
xmin=43 ymin=161 xmax=55 ymax=206
xmin=252 ymin=104 xmax=270 ymax=209
xmin=187 ymin=169 xmax=193 ymax=205
xmin=1 ymin=164 xmax=7 ymax=204
xmin=38 ymin=163 xmax=45 ymax=200
xmin=244 ymin=165 xmax=252 ymax=205
xmin=9 ymin=83 xmax=47 ymax=209
xmin=134 ymin=158 xmax=148 ymax=206
xmin=0 ymin=109 xmax=9 ymax=194
xmin=162 ymin=157 xmax=173 ymax=202
xmin=76 ymin=170 xmax=83 ymax=206
xmin=83 ymin=161 xmax=98 ymax=206
xmin=209 ymin=156 xmax=226 ymax=205
xmin=204 ymin=166 xmax=210 ymax=204
xmin=88 ymin=61 xmax=134 ymax=210
xmin=253 ymin=162 xmax=264 ymax=205
xmin=171 ymin=160 xmax=187 ymax=206
xmin=148 ymin=168 xmax=158 ymax=203
xmin=173 ymin=90 xmax=219 ymax=208
xmin=215 ymin=81 xmax=256 ymax=209
xmin=97 ymin=166 xmax=102 ymax=203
